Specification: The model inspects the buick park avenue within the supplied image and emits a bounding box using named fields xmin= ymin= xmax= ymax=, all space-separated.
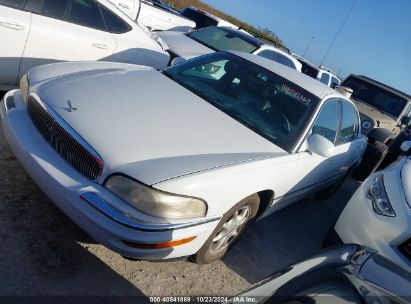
xmin=0 ymin=52 xmax=366 ymax=263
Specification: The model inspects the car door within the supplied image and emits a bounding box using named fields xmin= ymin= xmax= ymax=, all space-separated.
xmin=292 ymin=99 xmax=344 ymax=195
xmin=20 ymin=0 xmax=117 ymax=79
xmin=0 ymin=1 xmax=31 ymax=86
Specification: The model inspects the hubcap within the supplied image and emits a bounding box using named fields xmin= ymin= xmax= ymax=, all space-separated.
xmin=210 ymin=206 xmax=251 ymax=254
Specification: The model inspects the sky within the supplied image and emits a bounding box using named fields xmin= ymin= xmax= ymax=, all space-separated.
xmin=201 ymin=0 xmax=411 ymax=94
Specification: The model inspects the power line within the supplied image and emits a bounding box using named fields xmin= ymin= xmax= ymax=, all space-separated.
xmin=320 ymin=0 xmax=358 ymax=66
xmin=302 ymin=36 xmax=314 ymax=57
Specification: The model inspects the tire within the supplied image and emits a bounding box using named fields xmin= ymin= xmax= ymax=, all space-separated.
xmin=352 ymin=141 xmax=388 ymax=181
xmin=192 ymin=193 xmax=260 ymax=264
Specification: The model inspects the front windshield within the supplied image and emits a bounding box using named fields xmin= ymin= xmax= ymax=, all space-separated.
xmin=164 ymin=52 xmax=320 ymax=152
xmin=343 ymin=76 xmax=407 ymax=118
xmin=187 ymin=27 xmax=259 ymax=53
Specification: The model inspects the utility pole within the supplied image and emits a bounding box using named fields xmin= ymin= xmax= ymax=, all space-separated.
xmin=320 ymin=0 xmax=357 ymax=66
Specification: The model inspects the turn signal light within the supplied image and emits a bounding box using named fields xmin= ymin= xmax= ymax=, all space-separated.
xmin=122 ymin=236 xmax=196 ymax=249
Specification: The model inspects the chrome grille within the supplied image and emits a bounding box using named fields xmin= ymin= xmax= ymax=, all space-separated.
xmin=27 ymin=96 xmax=103 ymax=180
xmin=398 ymin=236 xmax=411 ymax=262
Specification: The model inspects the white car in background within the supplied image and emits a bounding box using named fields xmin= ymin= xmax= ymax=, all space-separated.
xmin=332 ymin=141 xmax=411 ymax=269
xmin=0 ymin=0 xmax=169 ymax=91
xmin=293 ymin=55 xmax=341 ymax=87
xmin=108 ymin=0 xmax=195 ymax=31
xmin=157 ymin=26 xmax=302 ymax=71
xmin=1 ymin=51 xmax=366 ymax=263
xmin=317 ymin=66 xmax=341 ymax=87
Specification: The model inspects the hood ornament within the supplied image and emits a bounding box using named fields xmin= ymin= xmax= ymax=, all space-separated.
xmin=67 ymin=100 xmax=77 ymax=112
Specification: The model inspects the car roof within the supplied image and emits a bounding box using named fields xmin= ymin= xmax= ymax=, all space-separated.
xmin=229 ymin=51 xmax=341 ymax=99
xmin=347 ymin=75 xmax=411 ymax=101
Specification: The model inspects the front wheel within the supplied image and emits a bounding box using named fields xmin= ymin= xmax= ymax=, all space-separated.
xmin=192 ymin=194 xmax=260 ymax=264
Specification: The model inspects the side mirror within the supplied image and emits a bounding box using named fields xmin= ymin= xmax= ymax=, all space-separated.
xmin=170 ymin=56 xmax=186 ymax=66
xmin=400 ymin=140 xmax=411 ymax=153
xmin=401 ymin=116 xmax=411 ymax=127
xmin=308 ymin=134 xmax=335 ymax=157
xmin=330 ymin=83 xmax=337 ymax=89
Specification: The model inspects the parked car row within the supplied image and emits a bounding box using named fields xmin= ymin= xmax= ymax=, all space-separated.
xmin=1 ymin=0 xmax=411 ymax=300
xmin=157 ymin=26 xmax=302 ymax=71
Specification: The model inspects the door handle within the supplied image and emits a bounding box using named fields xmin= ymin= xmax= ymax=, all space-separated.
xmin=92 ymin=43 xmax=110 ymax=50
xmin=118 ymin=2 xmax=130 ymax=9
xmin=0 ymin=21 xmax=25 ymax=31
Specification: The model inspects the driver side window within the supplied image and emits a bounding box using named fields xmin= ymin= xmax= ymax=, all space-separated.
xmin=312 ymin=100 xmax=340 ymax=144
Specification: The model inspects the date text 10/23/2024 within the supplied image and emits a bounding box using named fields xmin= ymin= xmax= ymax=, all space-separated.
xmin=149 ymin=296 xmax=258 ymax=303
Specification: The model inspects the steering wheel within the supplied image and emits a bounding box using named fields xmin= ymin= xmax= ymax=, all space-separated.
xmin=264 ymin=109 xmax=291 ymax=135
xmin=280 ymin=113 xmax=291 ymax=134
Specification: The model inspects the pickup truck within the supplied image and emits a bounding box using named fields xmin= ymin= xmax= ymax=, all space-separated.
xmin=109 ymin=0 xmax=196 ymax=31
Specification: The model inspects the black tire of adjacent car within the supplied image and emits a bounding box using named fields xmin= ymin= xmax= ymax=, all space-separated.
xmin=323 ymin=227 xmax=343 ymax=247
xmin=352 ymin=141 xmax=389 ymax=181
xmin=192 ymin=193 xmax=260 ymax=264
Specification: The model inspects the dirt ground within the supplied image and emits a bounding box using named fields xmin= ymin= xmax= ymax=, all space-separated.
xmin=0 ymin=101 xmax=360 ymax=298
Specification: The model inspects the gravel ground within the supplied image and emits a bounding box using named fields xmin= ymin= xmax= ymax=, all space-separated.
xmin=0 ymin=100 xmax=360 ymax=298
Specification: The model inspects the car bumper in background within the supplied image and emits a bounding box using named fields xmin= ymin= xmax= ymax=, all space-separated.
xmin=335 ymin=173 xmax=411 ymax=269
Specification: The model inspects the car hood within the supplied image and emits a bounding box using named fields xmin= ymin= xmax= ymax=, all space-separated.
xmin=33 ymin=65 xmax=286 ymax=185
xmin=401 ymin=159 xmax=411 ymax=209
xmin=352 ymin=100 xmax=397 ymax=127
xmin=156 ymin=31 xmax=214 ymax=60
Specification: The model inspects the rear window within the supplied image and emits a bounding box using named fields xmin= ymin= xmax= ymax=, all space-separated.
xmin=272 ymin=52 xmax=296 ymax=69
xmin=100 ymin=4 xmax=131 ymax=34
xmin=180 ymin=7 xmax=218 ymax=29
xmin=299 ymin=60 xmax=319 ymax=79
xmin=0 ymin=0 xmax=26 ymax=9
xmin=187 ymin=27 xmax=259 ymax=53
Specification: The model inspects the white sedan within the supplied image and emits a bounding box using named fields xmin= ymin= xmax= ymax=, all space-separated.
xmin=1 ymin=51 xmax=366 ymax=263
xmin=334 ymin=141 xmax=411 ymax=269
xmin=157 ymin=26 xmax=302 ymax=71
xmin=0 ymin=0 xmax=169 ymax=91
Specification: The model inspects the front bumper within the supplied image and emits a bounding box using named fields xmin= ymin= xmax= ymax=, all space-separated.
xmin=0 ymin=90 xmax=220 ymax=260
xmin=335 ymin=172 xmax=411 ymax=269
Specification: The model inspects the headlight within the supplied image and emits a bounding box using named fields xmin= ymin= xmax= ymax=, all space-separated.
xmin=105 ymin=175 xmax=207 ymax=219
xmin=361 ymin=120 xmax=372 ymax=130
xmin=19 ymin=74 xmax=29 ymax=102
xmin=366 ymin=175 xmax=395 ymax=217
